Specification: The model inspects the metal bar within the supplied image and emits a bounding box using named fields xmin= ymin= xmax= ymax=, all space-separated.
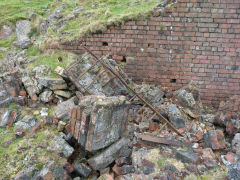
xmin=81 ymin=45 xmax=183 ymax=137
xmin=77 ymin=61 xmax=98 ymax=80
xmin=83 ymin=69 xmax=106 ymax=93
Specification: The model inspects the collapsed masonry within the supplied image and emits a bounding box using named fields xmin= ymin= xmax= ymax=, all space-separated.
xmin=1 ymin=50 xmax=240 ymax=179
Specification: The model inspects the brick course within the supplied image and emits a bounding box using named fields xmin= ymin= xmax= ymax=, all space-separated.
xmin=57 ymin=0 xmax=240 ymax=108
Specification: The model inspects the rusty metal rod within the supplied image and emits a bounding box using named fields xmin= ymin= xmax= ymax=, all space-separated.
xmin=82 ymin=45 xmax=183 ymax=137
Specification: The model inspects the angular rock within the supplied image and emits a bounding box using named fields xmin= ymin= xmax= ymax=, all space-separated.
xmin=201 ymin=148 xmax=217 ymax=168
xmin=204 ymin=130 xmax=226 ymax=150
xmin=175 ymin=150 xmax=200 ymax=164
xmin=70 ymin=95 xmax=128 ymax=151
xmin=47 ymin=136 xmax=74 ymax=158
xmin=14 ymin=165 xmax=37 ymax=180
xmin=55 ymin=66 xmax=68 ymax=78
xmin=232 ymin=133 xmax=240 ymax=156
xmin=72 ymin=162 xmax=92 ymax=178
xmin=168 ymin=104 xmax=185 ymax=129
xmin=15 ymin=115 xmax=38 ymax=130
xmin=174 ymin=89 xmax=196 ymax=108
xmin=22 ymin=75 xmax=40 ymax=100
xmin=112 ymin=164 xmax=134 ymax=176
xmin=226 ymin=119 xmax=240 ymax=135
xmin=54 ymin=90 xmax=72 ymax=98
xmin=38 ymin=77 xmax=67 ymax=90
xmin=32 ymin=65 xmax=51 ymax=77
xmin=0 ymin=109 xmax=20 ymax=127
xmin=227 ymin=163 xmax=240 ymax=180
xmin=133 ymin=84 xmax=164 ymax=106
xmin=55 ymin=96 xmax=78 ymax=121
xmin=33 ymin=160 xmax=71 ymax=180
xmin=221 ymin=152 xmax=239 ymax=166
xmin=40 ymin=90 xmax=53 ymax=103
xmin=88 ymin=137 xmax=130 ymax=170
xmin=13 ymin=20 xmax=31 ymax=49
xmin=0 ymin=25 xmax=13 ymax=40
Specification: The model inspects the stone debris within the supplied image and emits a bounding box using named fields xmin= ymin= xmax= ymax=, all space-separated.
xmin=0 ymin=25 xmax=13 ymax=40
xmin=227 ymin=163 xmax=240 ymax=180
xmin=88 ymin=137 xmax=130 ymax=170
xmin=232 ymin=133 xmax=240 ymax=156
xmin=1 ymin=53 xmax=239 ymax=180
xmin=47 ymin=135 xmax=74 ymax=158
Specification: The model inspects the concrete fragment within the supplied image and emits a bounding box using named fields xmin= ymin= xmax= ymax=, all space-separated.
xmin=47 ymin=136 xmax=74 ymax=158
xmin=70 ymin=95 xmax=128 ymax=151
xmin=87 ymin=137 xmax=130 ymax=170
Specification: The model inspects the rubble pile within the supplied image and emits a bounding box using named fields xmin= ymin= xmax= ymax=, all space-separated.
xmin=0 ymin=52 xmax=240 ymax=180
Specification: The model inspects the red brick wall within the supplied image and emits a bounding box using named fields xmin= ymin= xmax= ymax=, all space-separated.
xmin=59 ymin=0 xmax=240 ymax=108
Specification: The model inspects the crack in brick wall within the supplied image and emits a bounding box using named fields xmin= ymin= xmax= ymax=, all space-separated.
xmin=56 ymin=0 xmax=240 ymax=108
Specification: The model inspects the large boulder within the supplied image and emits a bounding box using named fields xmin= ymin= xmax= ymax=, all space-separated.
xmin=70 ymin=95 xmax=129 ymax=151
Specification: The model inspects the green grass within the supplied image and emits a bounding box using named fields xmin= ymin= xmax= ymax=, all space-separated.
xmin=0 ymin=123 xmax=60 ymax=179
xmin=26 ymin=49 xmax=77 ymax=76
xmin=45 ymin=0 xmax=163 ymax=41
xmin=0 ymin=0 xmax=55 ymax=26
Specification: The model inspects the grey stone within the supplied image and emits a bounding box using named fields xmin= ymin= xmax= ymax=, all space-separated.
xmin=54 ymin=90 xmax=72 ymax=98
xmin=37 ymin=77 xmax=67 ymax=90
xmin=15 ymin=115 xmax=38 ymax=130
xmin=55 ymin=96 xmax=77 ymax=121
xmin=0 ymin=109 xmax=11 ymax=127
xmin=133 ymin=84 xmax=164 ymax=106
xmin=55 ymin=66 xmax=68 ymax=78
xmin=174 ymin=89 xmax=196 ymax=108
xmin=227 ymin=163 xmax=240 ymax=180
xmin=22 ymin=75 xmax=41 ymax=100
xmin=201 ymin=114 xmax=215 ymax=123
xmin=47 ymin=136 xmax=74 ymax=158
xmin=175 ymin=150 xmax=200 ymax=164
xmin=14 ymin=165 xmax=36 ymax=180
xmin=75 ymin=95 xmax=128 ymax=152
xmin=232 ymin=133 xmax=240 ymax=156
xmin=72 ymin=162 xmax=92 ymax=178
xmin=13 ymin=20 xmax=31 ymax=49
xmin=32 ymin=65 xmax=51 ymax=77
xmin=40 ymin=90 xmax=53 ymax=103
xmin=0 ymin=25 xmax=13 ymax=40
xmin=88 ymin=137 xmax=130 ymax=170
xmin=168 ymin=104 xmax=185 ymax=129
